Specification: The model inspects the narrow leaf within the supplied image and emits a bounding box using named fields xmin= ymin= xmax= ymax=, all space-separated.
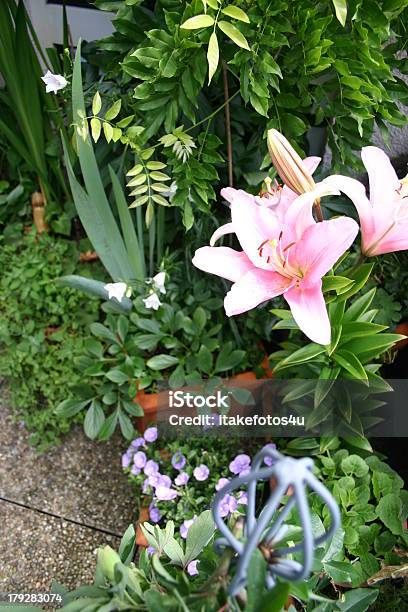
xmin=207 ymin=32 xmax=219 ymax=84
xmin=181 ymin=14 xmax=214 ymax=29
xmin=218 ymin=21 xmax=250 ymax=50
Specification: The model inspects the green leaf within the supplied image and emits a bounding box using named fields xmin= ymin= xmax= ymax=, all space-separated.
xmin=106 ymin=369 xmax=128 ymax=384
xmin=274 ymin=343 xmax=326 ymax=372
xmin=337 ymin=588 xmax=379 ymax=612
xmin=147 ymin=354 xmax=179 ymax=370
xmin=246 ymin=549 xmax=267 ymax=612
xmin=184 ymin=510 xmax=215 ymax=565
xmin=207 ymin=31 xmax=219 ymax=84
xmin=55 ymin=398 xmax=91 ymax=418
xmin=103 ymin=122 xmax=113 ymax=143
xmin=181 ymin=15 xmax=214 ymax=29
xmin=343 ymin=288 xmax=376 ymax=322
xmin=340 ymin=264 xmax=374 ymax=301
xmin=322 ymin=275 xmax=354 ymax=294
xmin=90 ymin=117 xmax=101 ymax=143
xmin=215 ymin=344 xmax=245 ymax=372
xmin=218 ymin=21 xmax=250 ymax=50
xmin=57 ymin=276 xmax=132 ymax=312
xmin=118 ymin=524 xmax=136 ymax=564
xmin=258 ymin=582 xmax=290 ymax=612
xmin=98 ymin=410 xmax=119 ymax=440
xmin=163 ymin=537 xmax=185 ymax=566
xmin=341 ymin=333 xmax=404 ymax=362
xmin=341 ymin=454 xmax=369 ymax=478
xmin=376 ymin=493 xmax=403 ymax=535
xmin=221 ymin=5 xmax=250 ymax=23
xmin=332 ymin=349 xmax=367 ymax=380
xmin=105 ymin=99 xmax=121 ymax=121
xmin=92 ymin=91 xmax=102 ymax=115
xmin=197 ymin=345 xmax=213 ymax=374
xmin=332 ymin=0 xmax=347 ymax=26
xmin=84 ymin=401 xmax=105 ymax=439
xmin=118 ymin=409 xmax=134 ymax=440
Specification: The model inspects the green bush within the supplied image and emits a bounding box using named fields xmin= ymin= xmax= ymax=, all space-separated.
xmin=0 ymin=232 xmax=100 ymax=449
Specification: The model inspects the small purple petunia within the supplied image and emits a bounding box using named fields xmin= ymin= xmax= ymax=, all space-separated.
xmin=157 ymin=474 xmax=172 ymax=488
xmin=193 ymin=464 xmax=209 ymax=481
xmin=180 ymin=516 xmax=196 ymax=539
xmin=147 ymin=546 xmax=156 ymax=555
xmin=144 ymin=427 xmax=158 ymax=443
xmin=131 ymin=437 xmax=145 ymax=449
xmin=171 ymin=451 xmax=186 ymax=470
xmin=238 ymin=467 xmax=251 ymax=477
xmin=131 ymin=464 xmax=141 ymax=476
xmin=133 ymin=451 xmax=147 ymax=469
xmin=155 ymin=485 xmax=178 ymax=501
xmin=149 ymin=506 xmax=161 ymax=523
xmin=215 ymin=477 xmax=230 ymax=491
xmin=263 ymin=443 xmax=277 ymax=466
xmin=121 ymin=451 xmax=132 ymax=469
xmin=144 ymin=459 xmax=159 ymax=476
xmin=175 ymin=471 xmax=189 ymax=486
xmin=219 ymin=494 xmax=238 ymax=518
xmin=187 ymin=560 xmax=199 ymax=576
xmin=229 ymin=454 xmax=251 ymax=475
xmin=237 ymin=491 xmax=248 ymax=505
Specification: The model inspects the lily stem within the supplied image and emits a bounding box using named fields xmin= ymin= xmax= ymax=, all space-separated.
xmin=222 ymin=60 xmax=233 ymax=187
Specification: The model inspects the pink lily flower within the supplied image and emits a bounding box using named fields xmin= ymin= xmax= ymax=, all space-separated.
xmin=324 ymin=147 xmax=408 ymax=256
xmin=193 ymin=186 xmax=358 ymax=345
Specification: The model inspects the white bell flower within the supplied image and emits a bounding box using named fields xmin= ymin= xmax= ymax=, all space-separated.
xmin=41 ymin=71 xmax=68 ymax=94
xmin=104 ymin=282 xmax=129 ymax=303
xmin=152 ymin=271 xmax=166 ymax=294
xmin=143 ymin=292 xmax=162 ymax=310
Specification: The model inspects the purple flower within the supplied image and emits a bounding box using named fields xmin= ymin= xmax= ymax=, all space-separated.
xmin=146 ymin=473 xmax=161 ymax=488
xmin=147 ymin=546 xmax=156 ymax=556
xmin=144 ymin=427 xmax=158 ymax=443
xmin=155 ymin=485 xmax=178 ymax=501
xmin=219 ymin=494 xmax=238 ymax=518
xmin=263 ymin=443 xmax=277 ymax=466
xmin=229 ymin=454 xmax=251 ymax=475
xmin=187 ymin=560 xmax=199 ymax=576
xmin=144 ymin=460 xmax=159 ymax=476
xmin=193 ymin=464 xmax=209 ymax=481
xmin=237 ymin=491 xmax=248 ymax=505
xmin=238 ymin=467 xmax=251 ymax=477
xmin=142 ymin=478 xmax=150 ymax=494
xmin=131 ymin=437 xmax=145 ymax=449
xmin=175 ymin=472 xmax=189 ymax=486
xmin=157 ymin=474 xmax=172 ymax=488
xmin=215 ymin=477 xmax=230 ymax=491
xmin=131 ymin=464 xmax=141 ymax=476
xmin=149 ymin=506 xmax=161 ymax=523
xmin=133 ymin=451 xmax=147 ymax=469
xmin=180 ymin=516 xmax=196 ymax=539
xmin=171 ymin=451 xmax=186 ymax=470
xmin=122 ymin=451 xmax=133 ymax=469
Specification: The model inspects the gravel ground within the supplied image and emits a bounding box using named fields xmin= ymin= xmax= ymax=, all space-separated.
xmin=0 ymin=397 xmax=137 ymax=599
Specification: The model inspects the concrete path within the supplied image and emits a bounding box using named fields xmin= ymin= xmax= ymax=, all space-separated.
xmin=0 ymin=394 xmax=136 ymax=596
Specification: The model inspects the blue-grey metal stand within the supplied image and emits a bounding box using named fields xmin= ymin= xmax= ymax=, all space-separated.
xmin=212 ymin=446 xmax=340 ymax=596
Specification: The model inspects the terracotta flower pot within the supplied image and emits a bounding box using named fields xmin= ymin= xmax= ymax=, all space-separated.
xmin=395 ymin=322 xmax=408 ymax=350
xmin=135 ymin=504 xmax=150 ymax=548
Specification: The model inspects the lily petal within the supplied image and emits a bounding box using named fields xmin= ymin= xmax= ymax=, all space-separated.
xmin=283 ymin=183 xmax=340 ymax=241
xmin=323 ymin=175 xmax=375 ymax=239
xmin=292 ymin=216 xmax=358 ymax=285
xmin=192 ymin=246 xmax=254 ymax=283
xmin=224 ymin=269 xmax=292 ymax=316
xmin=284 ymin=282 xmax=331 ymax=345
xmin=303 ymin=156 xmax=321 ymax=175
xmin=361 ymin=146 xmax=399 ymax=209
xmin=367 ymin=219 xmax=408 ymax=256
xmin=210 ymin=223 xmax=235 ymax=246
xmin=230 ymin=192 xmax=281 ymax=270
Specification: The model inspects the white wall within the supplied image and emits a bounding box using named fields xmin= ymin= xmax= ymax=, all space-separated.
xmin=24 ymin=0 xmax=114 ymax=48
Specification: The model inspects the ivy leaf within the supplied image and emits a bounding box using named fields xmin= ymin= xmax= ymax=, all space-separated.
xmin=105 ymin=99 xmax=122 ymax=121
xmin=218 ymin=21 xmax=250 ymax=50
xmin=92 ymin=91 xmax=102 ymax=115
xmin=332 ymin=0 xmax=347 ymax=27
xmin=181 ymin=15 xmax=214 ymax=29
xmin=207 ymin=32 xmax=219 ymax=84
xmin=221 ymin=5 xmax=250 ymax=23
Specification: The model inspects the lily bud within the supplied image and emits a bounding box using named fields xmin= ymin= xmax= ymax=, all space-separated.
xmin=267 ymin=129 xmax=315 ymax=195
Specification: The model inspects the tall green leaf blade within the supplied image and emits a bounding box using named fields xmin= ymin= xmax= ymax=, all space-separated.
xmin=57 ymin=275 xmax=132 ymax=311
xmin=109 ymin=166 xmax=145 ymax=280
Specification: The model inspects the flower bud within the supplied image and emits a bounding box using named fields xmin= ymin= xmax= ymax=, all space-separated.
xmin=267 ymin=129 xmax=315 ymax=195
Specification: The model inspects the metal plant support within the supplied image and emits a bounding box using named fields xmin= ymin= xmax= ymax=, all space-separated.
xmin=212 ymin=446 xmax=341 ymax=596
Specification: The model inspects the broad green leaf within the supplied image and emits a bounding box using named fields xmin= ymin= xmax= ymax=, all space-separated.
xmin=90 ymin=117 xmax=101 ymax=143
xmin=246 ymin=549 xmax=267 ymax=612
xmin=106 ymin=369 xmax=128 ymax=384
xmin=207 ymin=31 xmax=219 ymax=84
xmin=105 ymin=99 xmax=121 ymax=121
xmin=118 ymin=409 xmax=134 ymax=440
xmin=147 ymin=354 xmax=179 ymax=370
xmin=337 ymin=587 xmax=378 ymax=612
xmin=118 ymin=524 xmax=136 ymax=564
xmin=221 ymin=5 xmax=250 ymax=23
xmin=84 ymin=401 xmax=105 ymax=439
xmin=258 ymin=582 xmax=290 ymax=612
xmin=218 ymin=21 xmax=250 ymax=50
xmin=332 ymin=0 xmax=347 ymax=26
xmin=376 ymin=494 xmax=403 ymax=535
xmin=181 ymin=14 xmax=214 ymax=29
xmin=55 ymin=398 xmax=91 ymax=418
xmin=184 ymin=510 xmax=215 ymax=564
xmin=163 ymin=537 xmax=185 ymax=566
xmin=92 ymin=91 xmax=102 ymax=115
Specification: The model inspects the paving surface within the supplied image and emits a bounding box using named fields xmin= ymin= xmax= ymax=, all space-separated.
xmin=0 ymin=395 xmax=136 ymax=597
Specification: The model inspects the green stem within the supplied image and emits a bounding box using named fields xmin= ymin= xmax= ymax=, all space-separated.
xmin=157 ymin=206 xmax=164 ymax=267
xmin=136 ymin=206 xmax=146 ymax=278
xmin=149 ymin=211 xmax=156 ymax=277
